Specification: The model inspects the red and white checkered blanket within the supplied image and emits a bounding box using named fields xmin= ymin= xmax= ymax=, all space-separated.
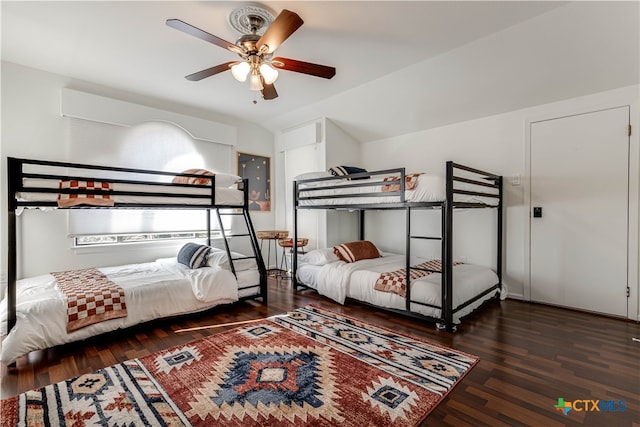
xmin=51 ymin=268 xmax=127 ymax=332
xmin=57 ymin=180 xmax=114 ymax=207
xmin=374 ymin=259 xmax=462 ymax=297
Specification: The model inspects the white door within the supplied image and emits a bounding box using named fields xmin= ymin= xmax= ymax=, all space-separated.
xmin=530 ymin=107 xmax=629 ymax=317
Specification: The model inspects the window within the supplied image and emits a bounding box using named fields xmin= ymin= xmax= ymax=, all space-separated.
xmin=74 ymin=230 xmax=229 ymax=247
xmin=67 ymin=120 xmax=233 ymax=239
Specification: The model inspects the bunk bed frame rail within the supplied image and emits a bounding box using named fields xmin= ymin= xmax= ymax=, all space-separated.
xmin=9 ymin=157 xmax=246 ymax=209
xmin=292 ymin=160 xmax=503 ymax=332
xmin=5 ymin=157 xmax=268 ymax=334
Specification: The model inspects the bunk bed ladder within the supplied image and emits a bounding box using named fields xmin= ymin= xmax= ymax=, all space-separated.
xmin=213 ymin=208 xmax=239 ymax=277
xmin=214 ymin=206 xmax=268 ymax=303
xmin=406 ymin=208 xmax=448 ymax=319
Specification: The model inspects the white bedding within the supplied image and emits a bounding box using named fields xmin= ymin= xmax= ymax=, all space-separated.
xmin=0 ymin=258 xmax=260 ymax=364
xmin=237 ymin=269 xmax=262 ymax=298
xmin=17 ymin=178 xmax=244 ymax=206
xmin=297 ymin=254 xmax=500 ymax=322
xmin=297 ymin=173 xmax=498 ymax=206
xmin=298 ymin=174 xmax=445 ymax=205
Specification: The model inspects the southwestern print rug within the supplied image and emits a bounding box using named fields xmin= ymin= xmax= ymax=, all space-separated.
xmin=0 ymin=304 xmax=478 ymax=426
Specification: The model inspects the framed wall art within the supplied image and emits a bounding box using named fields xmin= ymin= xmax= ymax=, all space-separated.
xmin=236 ymin=151 xmax=271 ymax=212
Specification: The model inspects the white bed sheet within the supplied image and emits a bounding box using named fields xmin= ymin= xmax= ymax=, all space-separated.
xmin=17 ymin=179 xmax=244 ymax=206
xmin=298 ymin=174 xmax=445 ymax=205
xmin=296 ymin=254 xmax=499 ymax=322
xmin=0 ymin=258 xmax=260 ymax=364
xmin=297 ymin=173 xmax=498 ymax=206
xmin=237 ymin=269 xmax=262 ymax=298
xmin=296 ymin=264 xmax=323 ymax=290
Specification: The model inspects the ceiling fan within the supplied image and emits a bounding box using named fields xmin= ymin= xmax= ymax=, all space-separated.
xmin=166 ymin=6 xmax=336 ymax=101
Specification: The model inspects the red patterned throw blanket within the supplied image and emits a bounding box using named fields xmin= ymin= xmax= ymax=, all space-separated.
xmin=57 ymin=180 xmax=115 ymax=207
xmin=51 ymin=268 xmax=127 ymax=332
xmin=375 ymin=259 xmax=462 ymax=297
xmin=381 ymin=173 xmax=422 ymax=192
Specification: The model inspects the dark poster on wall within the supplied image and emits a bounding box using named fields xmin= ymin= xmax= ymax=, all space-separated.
xmin=237 ymin=151 xmax=271 ymax=211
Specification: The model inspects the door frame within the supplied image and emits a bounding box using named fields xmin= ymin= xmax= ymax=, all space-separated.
xmin=523 ymin=94 xmax=639 ymax=321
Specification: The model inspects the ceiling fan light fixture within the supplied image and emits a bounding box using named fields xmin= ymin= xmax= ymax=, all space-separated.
xmin=230 ymin=61 xmax=251 ymax=82
xmin=168 ymin=7 xmax=335 ymax=101
xmin=249 ymin=70 xmax=264 ymax=91
xmin=259 ymin=63 xmax=279 ymax=84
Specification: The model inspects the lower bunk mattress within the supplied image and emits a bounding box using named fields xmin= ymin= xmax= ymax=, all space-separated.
xmin=296 ymin=254 xmax=500 ymax=323
xmin=0 ymin=258 xmax=260 ymax=364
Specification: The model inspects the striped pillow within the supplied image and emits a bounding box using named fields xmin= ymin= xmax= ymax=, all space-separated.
xmin=173 ymin=168 xmax=215 ymax=185
xmin=177 ymin=243 xmax=211 ymax=269
xmin=328 ymin=166 xmax=368 ymax=180
xmin=333 ymin=240 xmax=381 ymax=263
xmin=172 ymin=169 xmax=241 ymax=188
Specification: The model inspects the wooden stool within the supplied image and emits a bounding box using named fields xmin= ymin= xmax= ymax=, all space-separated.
xmin=278 ymin=237 xmax=309 ymax=277
xmin=257 ymin=230 xmax=289 ymax=275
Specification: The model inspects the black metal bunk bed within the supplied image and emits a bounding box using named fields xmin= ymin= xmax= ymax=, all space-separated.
xmin=291 ymin=161 xmax=503 ymax=332
xmin=5 ymin=156 xmax=268 ymax=335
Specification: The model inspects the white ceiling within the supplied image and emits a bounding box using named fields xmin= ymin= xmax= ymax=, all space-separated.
xmin=2 ymin=1 xmax=638 ymax=142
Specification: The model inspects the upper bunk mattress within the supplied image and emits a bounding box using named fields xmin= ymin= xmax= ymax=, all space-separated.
xmin=16 ymin=178 xmax=244 ymax=206
xmin=297 ymin=173 xmax=498 ymax=206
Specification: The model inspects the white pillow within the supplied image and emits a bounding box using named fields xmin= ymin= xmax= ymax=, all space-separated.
xmin=302 ymin=248 xmax=340 ymax=266
xmin=214 ymin=172 xmax=242 ymax=188
xmin=207 ymin=248 xmax=257 ymax=271
xmin=294 ymin=171 xmax=332 ymax=181
xmin=294 ymin=171 xmax=334 ymax=189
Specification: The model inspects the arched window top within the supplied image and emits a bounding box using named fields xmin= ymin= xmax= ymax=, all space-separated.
xmin=66 ymin=106 xmax=234 ymax=238
xmin=61 ymin=88 xmax=237 ymax=145
xmin=121 ymin=121 xmax=205 ymax=174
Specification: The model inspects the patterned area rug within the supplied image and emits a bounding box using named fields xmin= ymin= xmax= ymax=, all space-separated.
xmin=0 ymin=304 xmax=478 ymax=426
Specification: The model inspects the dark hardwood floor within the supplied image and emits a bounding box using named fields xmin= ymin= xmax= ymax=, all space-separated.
xmin=2 ymin=277 xmax=639 ymax=426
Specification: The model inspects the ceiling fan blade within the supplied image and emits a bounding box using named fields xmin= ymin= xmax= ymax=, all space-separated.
xmin=272 ymin=57 xmax=336 ymax=79
xmin=256 ymin=10 xmax=303 ymax=54
xmin=166 ymin=19 xmax=242 ymax=54
xmin=261 ymin=81 xmax=278 ymax=100
xmin=185 ymin=62 xmax=234 ymax=81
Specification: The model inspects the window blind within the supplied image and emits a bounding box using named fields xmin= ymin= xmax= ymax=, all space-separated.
xmin=68 ymin=119 xmax=233 ymax=235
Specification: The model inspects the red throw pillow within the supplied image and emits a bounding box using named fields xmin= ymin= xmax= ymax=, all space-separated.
xmin=333 ymin=240 xmax=381 ymax=263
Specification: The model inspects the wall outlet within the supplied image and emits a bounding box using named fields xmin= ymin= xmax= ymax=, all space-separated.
xmin=0 ymin=273 xmax=6 ymax=282
xmin=511 ymin=174 xmax=521 ymax=186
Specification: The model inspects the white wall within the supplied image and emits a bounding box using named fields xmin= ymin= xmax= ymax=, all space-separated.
xmin=274 ymin=118 xmax=361 ymax=249
xmin=267 ymin=1 xmax=639 ymax=144
xmin=360 ymin=85 xmax=640 ymax=314
xmin=325 ymin=119 xmax=362 ymax=246
xmin=1 ymin=61 xmax=274 ymax=283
